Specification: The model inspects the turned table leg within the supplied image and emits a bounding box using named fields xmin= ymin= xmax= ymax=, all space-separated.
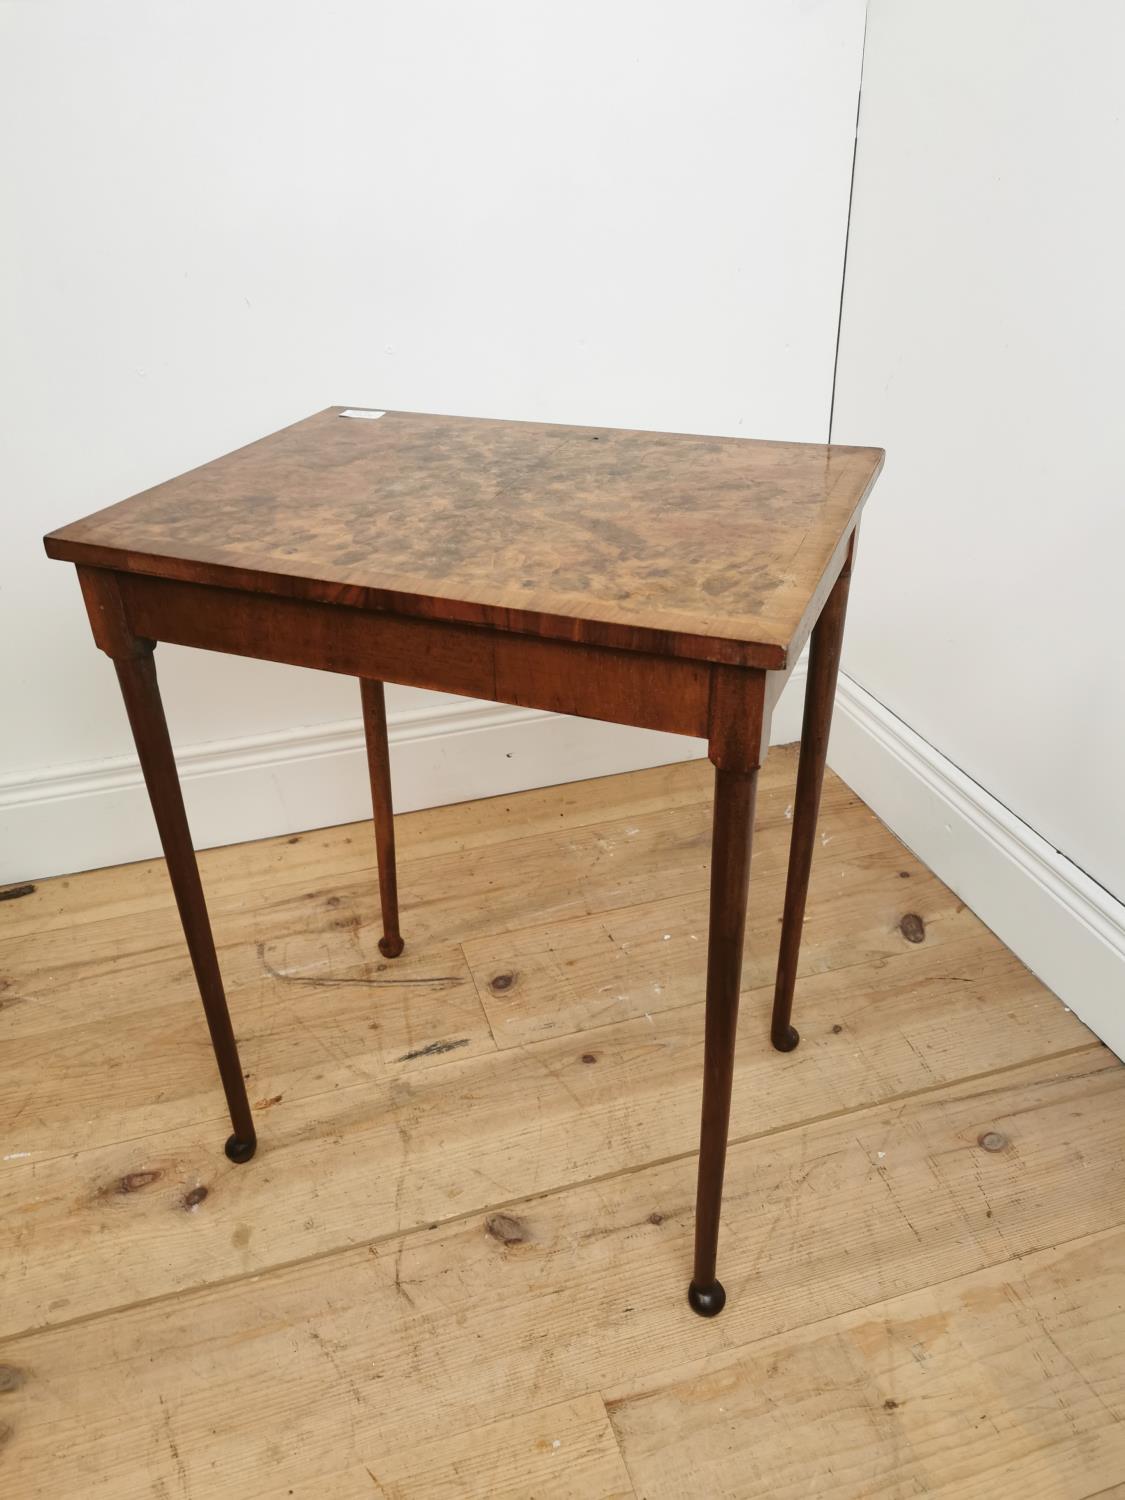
xmin=113 ymin=648 xmax=257 ymax=1162
xmin=360 ymin=679 xmax=403 ymax=958
xmin=689 ymin=763 xmax=759 ymax=1317
xmin=770 ymin=556 xmax=853 ymax=1052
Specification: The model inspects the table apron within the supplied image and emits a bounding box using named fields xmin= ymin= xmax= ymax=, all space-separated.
xmin=110 ymin=570 xmax=732 ymax=742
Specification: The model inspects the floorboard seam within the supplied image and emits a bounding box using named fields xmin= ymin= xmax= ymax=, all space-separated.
xmin=601 ymin=1219 xmax=1125 ymax=1415
xmin=0 ymin=1040 xmax=1104 ymax=1349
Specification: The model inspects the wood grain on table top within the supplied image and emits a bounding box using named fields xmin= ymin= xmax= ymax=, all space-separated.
xmin=44 ymin=408 xmax=884 ymax=668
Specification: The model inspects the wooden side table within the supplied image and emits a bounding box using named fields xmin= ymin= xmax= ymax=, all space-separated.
xmin=44 ymin=408 xmax=883 ymax=1318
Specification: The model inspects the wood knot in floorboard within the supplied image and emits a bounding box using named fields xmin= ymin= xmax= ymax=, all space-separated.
xmin=486 ymin=1213 xmax=529 ymax=1245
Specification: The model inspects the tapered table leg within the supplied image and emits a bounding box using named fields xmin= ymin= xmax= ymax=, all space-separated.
xmin=360 ymin=679 xmax=403 ymax=958
xmin=689 ymin=763 xmax=759 ymax=1318
xmin=114 ymin=649 xmax=256 ymax=1162
xmin=770 ymin=559 xmax=853 ymax=1052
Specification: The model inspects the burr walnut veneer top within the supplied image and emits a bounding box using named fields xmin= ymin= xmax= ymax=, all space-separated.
xmin=44 ymin=408 xmax=884 ymax=669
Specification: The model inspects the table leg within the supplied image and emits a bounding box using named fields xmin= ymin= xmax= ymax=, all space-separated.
xmin=689 ymin=763 xmax=759 ymax=1318
xmin=770 ymin=559 xmax=853 ymax=1052
xmin=114 ymin=649 xmax=257 ymax=1162
xmin=360 ymin=679 xmax=403 ymax=958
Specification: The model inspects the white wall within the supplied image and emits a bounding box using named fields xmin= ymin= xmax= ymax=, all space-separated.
xmin=0 ymin=0 xmax=866 ymax=881
xmin=830 ymin=0 xmax=1125 ymax=1049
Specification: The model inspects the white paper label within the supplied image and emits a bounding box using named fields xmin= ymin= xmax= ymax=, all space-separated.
xmin=339 ymin=408 xmax=386 ymax=420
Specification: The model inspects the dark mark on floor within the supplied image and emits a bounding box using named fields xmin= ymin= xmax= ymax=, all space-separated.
xmin=109 ymin=1169 xmax=162 ymax=1197
xmin=397 ymin=1038 xmax=471 ymax=1062
xmin=486 ymin=1213 xmax=528 ymax=1245
xmin=159 ymin=1395 xmax=187 ymax=1493
xmin=0 ymin=1365 xmax=26 ymax=1393
xmin=0 ymin=884 xmax=35 ymax=902
xmin=182 ymin=1186 xmax=209 ymax=1210
xmin=899 ymin=913 xmax=926 ymax=943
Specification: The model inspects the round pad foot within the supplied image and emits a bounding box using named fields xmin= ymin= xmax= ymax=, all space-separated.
xmin=772 ymin=1024 xmax=800 ymax=1053
xmin=378 ymin=935 xmax=405 ymax=959
xmin=225 ymin=1134 xmax=256 ymax=1164
xmin=688 ymin=1279 xmax=727 ymax=1318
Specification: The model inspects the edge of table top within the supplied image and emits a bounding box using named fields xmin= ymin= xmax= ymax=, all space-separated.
xmin=43 ymin=410 xmax=885 ymax=671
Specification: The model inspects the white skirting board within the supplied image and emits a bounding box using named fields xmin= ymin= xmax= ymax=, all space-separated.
xmin=8 ymin=664 xmax=1121 ymax=1063
xmin=819 ymin=663 xmax=1125 ymax=1061
xmin=0 ymin=696 xmax=709 ymax=885
xmin=2 ymin=663 xmax=813 ymax=887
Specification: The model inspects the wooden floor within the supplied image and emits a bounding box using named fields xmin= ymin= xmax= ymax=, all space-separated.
xmin=2 ymin=745 xmax=1123 ymax=1499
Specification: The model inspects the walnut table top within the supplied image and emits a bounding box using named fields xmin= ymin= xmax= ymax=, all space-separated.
xmin=45 ymin=408 xmax=884 ymax=670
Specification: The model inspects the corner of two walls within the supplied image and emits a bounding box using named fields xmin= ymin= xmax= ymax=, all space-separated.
xmin=824 ymin=0 xmax=1125 ymax=1056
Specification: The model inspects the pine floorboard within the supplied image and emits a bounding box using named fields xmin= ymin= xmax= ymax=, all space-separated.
xmin=1 ymin=745 xmax=1120 ymax=1498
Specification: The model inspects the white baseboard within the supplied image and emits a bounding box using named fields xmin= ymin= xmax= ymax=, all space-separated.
xmin=821 ymin=665 xmax=1125 ymax=1060
xmin=2 ymin=660 xmax=811 ymax=885
xmin=0 ymin=697 xmax=715 ymax=884
xmin=22 ymin=659 xmax=1117 ymax=1060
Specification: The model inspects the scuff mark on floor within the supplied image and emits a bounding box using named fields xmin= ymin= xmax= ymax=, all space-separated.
xmin=397 ymin=1038 xmax=471 ymax=1062
xmin=257 ymin=942 xmax=462 ymax=989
